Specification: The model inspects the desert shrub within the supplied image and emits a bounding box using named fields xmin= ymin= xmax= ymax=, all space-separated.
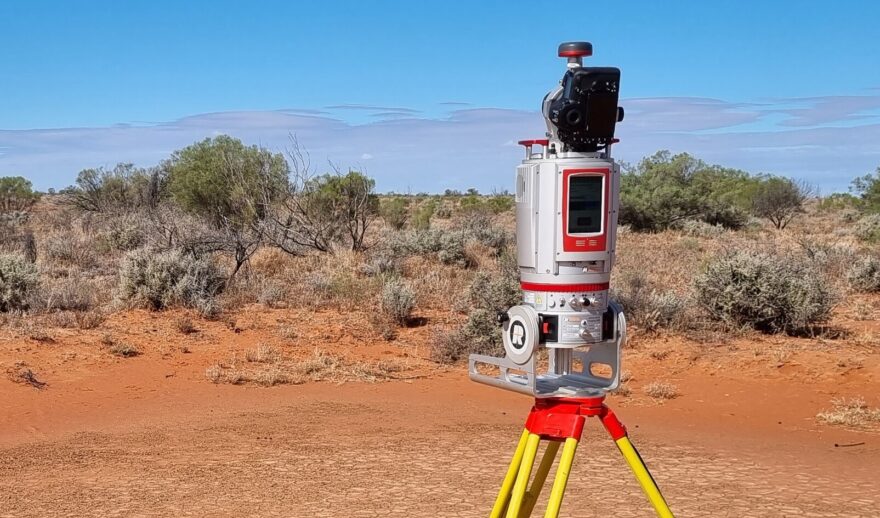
xmin=40 ymin=233 xmax=97 ymax=269
xmin=839 ymin=208 xmax=860 ymax=223
xmin=847 ymin=256 xmax=880 ymax=292
xmin=256 ymin=280 xmax=287 ymax=307
xmin=854 ymin=214 xmax=880 ymax=242
xmin=39 ymin=273 xmax=98 ymax=311
xmin=99 ymin=221 xmax=145 ymax=252
xmin=391 ymin=228 xmax=473 ymax=267
xmin=612 ymin=272 xmax=688 ymax=331
xmin=411 ymin=200 xmax=435 ymax=230
xmin=108 ymin=341 xmax=140 ymax=357
xmin=620 ymin=151 xmax=758 ymax=231
xmin=695 ymin=249 xmax=834 ymax=334
xmin=0 ymin=253 xmax=39 ymax=311
xmin=117 ymin=247 xmax=225 ymax=315
xmin=435 ymin=201 xmax=453 ymax=219
xmin=850 ymin=166 xmax=880 ymax=211
xmin=675 ymin=219 xmax=725 ymax=238
xmin=751 ymin=176 xmax=811 ymax=229
xmin=379 ymin=197 xmax=409 ymax=230
xmin=437 ymin=232 xmax=471 ymax=267
xmin=66 ymin=163 xmax=164 ymax=213
xmin=644 ymin=381 xmax=679 ymax=400
xmin=360 ymin=249 xmax=402 ymax=277
xmin=0 ymin=177 xmax=40 ymax=214
xmin=381 ymin=277 xmax=416 ymax=325
xmin=267 ymin=169 xmax=378 ymax=253
xmin=432 ymin=254 xmax=520 ymax=363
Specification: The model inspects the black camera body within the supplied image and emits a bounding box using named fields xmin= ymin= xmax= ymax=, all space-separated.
xmin=547 ymin=66 xmax=623 ymax=152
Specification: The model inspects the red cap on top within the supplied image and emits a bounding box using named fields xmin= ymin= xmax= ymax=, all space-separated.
xmin=558 ymin=41 xmax=593 ymax=58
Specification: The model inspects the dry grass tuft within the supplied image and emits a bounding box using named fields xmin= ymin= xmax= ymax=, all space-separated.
xmin=175 ymin=316 xmax=198 ymax=335
xmin=206 ymin=349 xmax=409 ymax=387
xmin=644 ymin=381 xmax=679 ymax=400
xmin=245 ymin=344 xmax=280 ymax=364
xmin=817 ymin=397 xmax=880 ymax=428
xmin=108 ymin=341 xmax=140 ymax=357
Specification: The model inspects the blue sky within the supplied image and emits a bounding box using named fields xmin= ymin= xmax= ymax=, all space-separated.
xmin=2 ymin=0 xmax=879 ymax=193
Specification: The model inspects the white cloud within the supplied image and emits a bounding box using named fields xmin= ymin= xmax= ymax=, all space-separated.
xmin=1 ymin=95 xmax=879 ymax=194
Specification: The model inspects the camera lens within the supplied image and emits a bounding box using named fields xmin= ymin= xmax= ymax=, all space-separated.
xmin=566 ymin=110 xmax=582 ymax=126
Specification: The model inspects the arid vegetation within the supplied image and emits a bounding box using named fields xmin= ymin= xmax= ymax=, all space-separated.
xmin=1 ymin=138 xmax=880 ymax=396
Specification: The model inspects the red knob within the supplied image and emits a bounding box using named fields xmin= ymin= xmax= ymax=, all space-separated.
xmin=558 ymin=41 xmax=593 ymax=58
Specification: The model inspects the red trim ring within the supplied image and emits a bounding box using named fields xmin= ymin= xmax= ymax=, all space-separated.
xmin=518 ymin=139 xmax=550 ymax=147
xmin=521 ymin=282 xmax=609 ymax=292
xmin=559 ymin=49 xmax=593 ymax=58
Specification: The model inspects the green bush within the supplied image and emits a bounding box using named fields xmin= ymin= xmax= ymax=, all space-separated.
xmin=117 ymin=248 xmax=225 ymax=316
xmin=411 ymin=200 xmax=435 ymax=230
xmin=675 ymin=219 xmax=726 ymax=238
xmin=0 ymin=253 xmax=39 ymax=311
xmin=695 ymin=249 xmax=834 ymax=334
xmin=379 ymin=197 xmax=409 ymax=230
xmin=847 ymin=257 xmax=880 ymax=292
xmin=166 ymin=136 xmax=288 ymax=227
xmin=0 ymin=176 xmax=40 ymax=214
xmin=620 ymin=151 xmax=759 ymax=231
xmin=66 ymin=163 xmax=163 ymax=213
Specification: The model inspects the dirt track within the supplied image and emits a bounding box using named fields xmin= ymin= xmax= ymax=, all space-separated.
xmin=2 ymin=367 xmax=879 ymax=518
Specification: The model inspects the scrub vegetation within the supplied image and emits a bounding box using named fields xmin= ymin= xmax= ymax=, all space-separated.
xmin=0 ymin=134 xmax=879 ymax=373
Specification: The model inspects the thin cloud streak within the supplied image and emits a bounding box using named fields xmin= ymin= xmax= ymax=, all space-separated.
xmin=1 ymin=95 xmax=878 ymax=194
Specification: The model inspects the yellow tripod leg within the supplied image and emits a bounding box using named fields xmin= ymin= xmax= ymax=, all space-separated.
xmin=543 ymin=437 xmax=578 ymax=518
xmin=505 ymin=433 xmax=542 ymax=518
xmin=519 ymin=440 xmax=561 ymax=517
xmin=491 ymin=429 xmax=531 ymax=518
xmin=615 ymin=437 xmax=674 ymax=518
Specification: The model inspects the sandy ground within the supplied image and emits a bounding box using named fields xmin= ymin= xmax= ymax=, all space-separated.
xmin=1 ymin=308 xmax=879 ymax=517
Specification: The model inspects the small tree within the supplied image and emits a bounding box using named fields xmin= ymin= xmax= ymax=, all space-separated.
xmin=619 ymin=151 xmax=759 ymax=231
xmin=261 ymin=138 xmax=379 ymax=253
xmin=66 ymin=164 xmax=163 ymax=213
xmin=0 ymin=176 xmax=40 ymax=214
xmin=165 ymin=136 xmax=288 ymax=280
xmin=379 ymin=197 xmax=410 ymax=230
xmin=752 ymin=177 xmax=812 ymax=229
xmin=851 ymin=166 xmax=880 ymax=211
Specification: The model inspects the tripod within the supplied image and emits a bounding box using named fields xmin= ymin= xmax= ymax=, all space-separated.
xmin=491 ymin=395 xmax=674 ymax=518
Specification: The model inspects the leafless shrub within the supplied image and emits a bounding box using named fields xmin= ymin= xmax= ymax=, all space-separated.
xmin=5 ymin=361 xmax=46 ymax=389
xmin=256 ymin=137 xmax=378 ymax=254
